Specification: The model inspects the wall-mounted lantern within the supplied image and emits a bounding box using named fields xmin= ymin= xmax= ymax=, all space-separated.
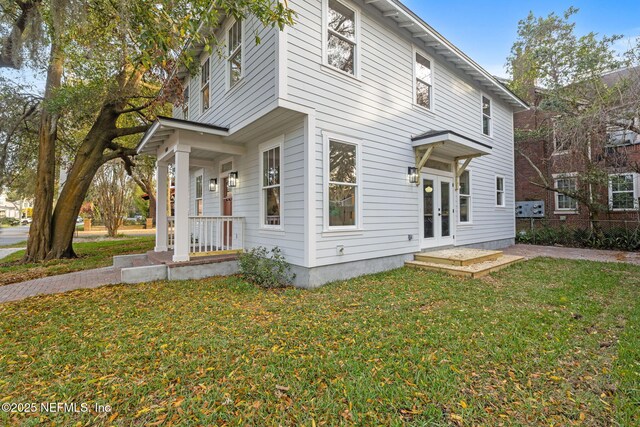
xmin=228 ymin=172 xmax=238 ymax=188
xmin=209 ymin=178 xmax=218 ymax=192
xmin=408 ymin=166 xmax=418 ymax=184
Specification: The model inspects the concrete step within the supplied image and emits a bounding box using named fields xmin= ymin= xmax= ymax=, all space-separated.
xmin=415 ymin=248 xmax=503 ymax=266
xmin=405 ymin=254 xmax=525 ymax=278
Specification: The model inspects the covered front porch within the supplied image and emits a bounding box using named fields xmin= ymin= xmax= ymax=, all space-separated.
xmin=137 ymin=116 xmax=246 ymax=262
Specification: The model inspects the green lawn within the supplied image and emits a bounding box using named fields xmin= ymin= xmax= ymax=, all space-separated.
xmin=0 ymin=236 xmax=155 ymax=286
xmin=0 ymin=258 xmax=638 ymax=426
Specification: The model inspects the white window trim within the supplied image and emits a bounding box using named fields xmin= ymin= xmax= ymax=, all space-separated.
xmin=321 ymin=0 xmax=361 ymax=80
xmin=218 ymin=157 xmax=234 ymax=216
xmin=225 ymin=18 xmax=245 ymax=92
xmin=551 ymin=118 xmax=569 ymax=155
xmin=552 ymin=172 xmax=579 ymax=212
xmin=182 ymin=78 xmax=190 ymax=120
xmin=458 ymin=168 xmax=472 ymax=224
xmin=323 ymin=131 xmax=363 ymax=232
xmin=608 ymin=172 xmax=639 ymax=211
xmin=259 ymin=135 xmax=285 ymax=230
xmin=481 ymin=93 xmax=493 ymax=137
xmin=194 ymin=169 xmax=204 ymax=216
xmin=495 ymin=175 xmax=505 ymax=208
xmin=412 ymin=46 xmax=435 ymax=113
xmin=200 ymin=57 xmax=210 ymax=113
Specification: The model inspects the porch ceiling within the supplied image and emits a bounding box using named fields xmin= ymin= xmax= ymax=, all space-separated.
xmin=136 ymin=116 xmax=230 ymax=156
xmin=412 ymin=130 xmax=492 ymax=161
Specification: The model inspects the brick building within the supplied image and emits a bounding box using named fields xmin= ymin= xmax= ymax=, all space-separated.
xmin=514 ymin=67 xmax=640 ymax=224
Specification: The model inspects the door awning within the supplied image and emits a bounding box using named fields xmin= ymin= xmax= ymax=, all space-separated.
xmin=412 ymin=130 xmax=492 ymax=188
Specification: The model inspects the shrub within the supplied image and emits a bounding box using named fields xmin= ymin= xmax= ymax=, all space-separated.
xmin=238 ymin=246 xmax=296 ymax=289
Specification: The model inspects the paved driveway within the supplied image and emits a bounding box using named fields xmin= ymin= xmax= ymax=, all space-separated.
xmin=503 ymin=244 xmax=640 ymax=265
xmin=0 ymin=225 xmax=29 ymax=246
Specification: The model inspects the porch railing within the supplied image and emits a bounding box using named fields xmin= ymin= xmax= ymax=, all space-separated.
xmin=189 ymin=216 xmax=245 ymax=254
xmin=167 ymin=216 xmax=175 ymax=249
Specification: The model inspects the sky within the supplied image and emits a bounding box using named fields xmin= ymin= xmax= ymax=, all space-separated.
xmin=3 ymin=0 xmax=640 ymax=90
xmin=402 ymin=0 xmax=640 ymax=78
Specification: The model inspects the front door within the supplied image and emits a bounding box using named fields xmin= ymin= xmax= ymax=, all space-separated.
xmin=222 ymin=177 xmax=233 ymax=248
xmin=421 ymin=175 xmax=455 ymax=248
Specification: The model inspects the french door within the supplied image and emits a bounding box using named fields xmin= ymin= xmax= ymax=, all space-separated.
xmin=421 ymin=175 xmax=455 ymax=248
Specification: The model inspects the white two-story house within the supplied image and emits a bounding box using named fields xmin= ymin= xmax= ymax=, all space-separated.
xmin=136 ymin=0 xmax=528 ymax=287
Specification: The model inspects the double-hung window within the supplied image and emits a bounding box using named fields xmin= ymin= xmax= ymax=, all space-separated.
xmin=609 ymin=174 xmax=637 ymax=210
xmin=260 ymin=138 xmax=282 ymax=228
xmin=415 ymin=53 xmax=432 ymax=109
xmin=228 ymin=20 xmax=243 ymax=88
xmin=482 ymin=95 xmax=492 ymax=136
xmin=182 ymin=85 xmax=189 ymax=120
xmin=326 ymin=0 xmax=357 ymax=76
xmin=554 ymin=175 xmax=578 ymax=211
xmin=328 ymin=138 xmax=359 ymax=228
xmin=495 ymin=176 xmax=505 ymax=207
xmin=195 ymin=173 xmax=203 ymax=216
xmin=201 ymin=59 xmax=210 ymax=112
xmin=459 ymin=170 xmax=471 ymax=222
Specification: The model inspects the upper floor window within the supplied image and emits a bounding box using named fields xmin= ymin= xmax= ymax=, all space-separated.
xmin=552 ymin=119 xmax=569 ymax=153
xmin=228 ymin=20 xmax=243 ymax=88
xmin=554 ymin=175 xmax=578 ymax=211
xmin=459 ymin=170 xmax=471 ymax=223
xmin=326 ymin=0 xmax=358 ymax=76
xmin=327 ymin=136 xmax=360 ymax=228
xmin=414 ymin=52 xmax=432 ymax=109
xmin=482 ymin=95 xmax=492 ymax=136
xmin=260 ymin=138 xmax=283 ymax=228
xmin=201 ymin=58 xmax=210 ymax=112
xmin=182 ymin=85 xmax=189 ymax=120
xmin=609 ymin=173 xmax=638 ymax=210
xmin=495 ymin=176 xmax=505 ymax=207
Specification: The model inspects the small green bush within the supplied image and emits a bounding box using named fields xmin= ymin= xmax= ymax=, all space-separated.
xmin=238 ymin=246 xmax=296 ymax=289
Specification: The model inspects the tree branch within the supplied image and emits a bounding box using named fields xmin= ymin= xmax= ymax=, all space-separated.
xmin=110 ymin=124 xmax=150 ymax=138
xmin=0 ymin=0 xmax=42 ymax=69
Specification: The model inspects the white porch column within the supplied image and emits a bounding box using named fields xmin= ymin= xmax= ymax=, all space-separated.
xmin=155 ymin=161 xmax=168 ymax=252
xmin=173 ymin=146 xmax=191 ymax=262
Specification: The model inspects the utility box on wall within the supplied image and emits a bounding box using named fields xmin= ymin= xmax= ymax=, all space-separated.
xmin=516 ymin=201 xmax=545 ymax=218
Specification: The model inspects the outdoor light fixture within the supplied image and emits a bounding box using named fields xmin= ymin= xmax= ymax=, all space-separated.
xmin=408 ymin=166 xmax=418 ymax=184
xmin=425 ymin=185 xmax=433 ymax=193
xmin=227 ymin=171 xmax=238 ymax=188
xmin=209 ymin=178 xmax=218 ymax=192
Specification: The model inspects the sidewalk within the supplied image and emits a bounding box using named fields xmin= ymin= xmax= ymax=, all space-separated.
xmin=503 ymin=244 xmax=640 ymax=265
xmin=0 ymin=267 xmax=122 ymax=304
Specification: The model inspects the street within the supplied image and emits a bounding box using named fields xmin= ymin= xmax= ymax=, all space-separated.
xmin=0 ymin=225 xmax=29 ymax=246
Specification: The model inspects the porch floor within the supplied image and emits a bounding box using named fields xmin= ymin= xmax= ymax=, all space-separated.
xmin=146 ymin=250 xmax=241 ymax=268
xmin=406 ymin=248 xmax=524 ymax=278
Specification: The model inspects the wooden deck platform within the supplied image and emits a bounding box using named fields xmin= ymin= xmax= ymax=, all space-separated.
xmin=406 ymin=248 xmax=524 ymax=278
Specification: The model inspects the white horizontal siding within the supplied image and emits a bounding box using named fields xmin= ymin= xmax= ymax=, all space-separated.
xmin=286 ymin=0 xmax=516 ymax=266
xmin=184 ymin=15 xmax=278 ymax=128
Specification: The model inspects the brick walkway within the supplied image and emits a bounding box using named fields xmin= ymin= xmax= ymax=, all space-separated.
xmin=0 ymin=267 xmax=122 ymax=304
xmin=503 ymin=244 xmax=640 ymax=265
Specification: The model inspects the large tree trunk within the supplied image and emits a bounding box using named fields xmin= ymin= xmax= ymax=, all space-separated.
xmin=23 ymin=42 xmax=62 ymax=262
xmin=46 ymin=104 xmax=120 ymax=259
xmin=148 ymin=191 xmax=156 ymax=226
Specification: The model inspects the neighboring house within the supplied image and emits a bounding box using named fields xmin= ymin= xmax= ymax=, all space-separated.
xmin=514 ymin=67 xmax=640 ymax=222
xmin=136 ymin=0 xmax=528 ymax=287
xmin=0 ymin=193 xmax=32 ymax=220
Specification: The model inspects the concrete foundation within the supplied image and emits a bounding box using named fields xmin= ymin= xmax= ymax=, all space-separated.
xmin=121 ymin=265 xmax=167 ymax=284
xmin=291 ymin=253 xmax=414 ymax=289
xmin=113 ymin=254 xmax=149 ymax=268
xmin=459 ymin=238 xmax=515 ymax=251
xmin=168 ymin=260 xmax=239 ymax=281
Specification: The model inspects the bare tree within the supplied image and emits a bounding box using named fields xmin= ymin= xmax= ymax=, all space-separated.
xmin=91 ymin=160 xmax=133 ymax=237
